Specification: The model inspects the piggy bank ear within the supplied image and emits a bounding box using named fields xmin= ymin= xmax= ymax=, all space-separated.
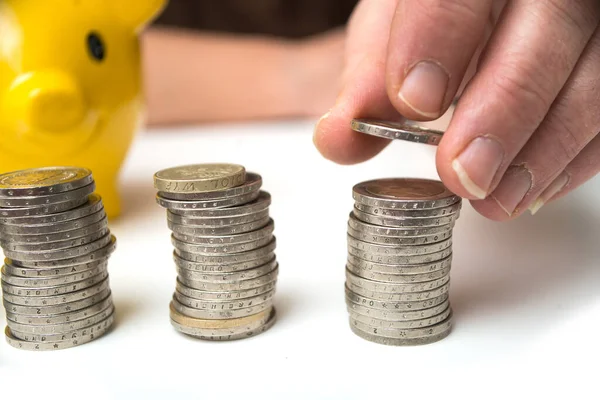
xmin=110 ymin=0 xmax=168 ymax=32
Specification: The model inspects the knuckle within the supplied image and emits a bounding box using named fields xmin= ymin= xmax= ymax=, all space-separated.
xmin=541 ymin=0 xmax=600 ymax=34
xmin=490 ymin=63 xmax=552 ymax=127
xmin=550 ymin=115 xmax=586 ymax=162
xmin=412 ymin=0 xmax=483 ymax=33
xmin=435 ymin=0 xmax=481 ymax=21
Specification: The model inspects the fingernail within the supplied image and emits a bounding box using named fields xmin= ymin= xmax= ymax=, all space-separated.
xmin=398 ymin=61 xmax=449 ymax=118
xmin=529 ymin=171 xmax=570 ymax=215
xmin=490 ymin=166 xmax=532 ymax=216
xmin=451 ymin=137 xmax=504 ymax=199
xmin=313 ymin=110 xmax=331 ymax=145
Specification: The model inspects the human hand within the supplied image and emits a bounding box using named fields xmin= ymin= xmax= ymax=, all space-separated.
xmin=313 ymin=0 xmax=600 ymax=220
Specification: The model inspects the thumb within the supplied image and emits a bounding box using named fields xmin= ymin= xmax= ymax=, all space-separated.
xmin=314 ymin=0 xmax=401 ymax=165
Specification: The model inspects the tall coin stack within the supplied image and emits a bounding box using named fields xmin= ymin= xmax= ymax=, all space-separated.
xmin=0 ymin=167 xmax=116 ymax=351
xmin=154 ymin=163 xmax=278 ymax=341
xmin=345 ymin=178 xmax=461 ymax=346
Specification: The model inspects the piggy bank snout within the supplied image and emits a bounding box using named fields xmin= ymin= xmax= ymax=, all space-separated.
xmin=30 ymin=84 xmax=86 ymax=132
xmin=6 ymin=70 xmax=88 ymax=133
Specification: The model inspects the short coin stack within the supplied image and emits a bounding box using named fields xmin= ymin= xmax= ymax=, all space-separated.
xmin=0 ymin=167 xmax=116 ymax=351
xmin=345 ymin=178 xmax=461 ymax=346
xmin=154 ymin=163 xmax=277 ymax=341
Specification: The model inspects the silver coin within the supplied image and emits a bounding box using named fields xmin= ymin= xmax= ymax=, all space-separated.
xmin=9 ymin=310 xmax=115 ymax=343
xmin=354 ymin=201 xmax=461 ymax=218
xmin=1 ymin=262 xmax=107 ymax=287
xmin=1 ymin=276 xmax=110 ymax=306
xmin=3 ymin=288 xmax=110 ymax=316
xmin=176 ymin=259 xmax=278 ymax=283
xmin=347 ymin=298 xmax=450 ymax=321
xmin=351 ymin=119 xmax=444 ymax=145
xmin=0 ymin=209 xmax=106 ymax=235
xmin=353 ymin=208 xmax=459 ymax=228
xmin=153 ymin=163 xmax=246 ymax=194
xmin=2 ymin=225 xmax=109 ymax=252
xmin=171 ymin=307 xmax=276 ymax=341
xmin=347 ymin=281 xmax=450 ymax=302
xmin=0 ymin=183 xmax=95 ymax=208
xmin=349 ymin=305 xmax=451 ymax=329
xmin=350 ymin=312 xmax=452 ymax=339
xmin=347 ymin=235 xmax=452 ymax=256
xmin=9 ymin=235 xmax=116 ymax=268
xmin=346 ymin=268 xmax=450 ymax=294
xmin=1 ymin=270 xmax=109 ymax=297
xmin=156 ymin=190 xmax=260 ymax=211
xmin=348 ymin=245 xmax=452 ymax=265
xmin=347 ymin=225 xmax=452 ymax=246
xmin=168 ymin=216 xmax=271 ymax=236
xmin=3 ymin=232 xmax=113 ymax=262
xmin=171 ymin=296 xmax=273 ymax=320
xmin=345 ymin=288 xmax=448 ymax=312
xmin=347 ymin=263 xmax=451 ymax=283
xmin=172 ymin=234 xmax=272 ymax=255
xmin=353 ymin=178 xmax=460 ymax=209
xmin=159 ymin=172 xmax=262 ymax=201
xmin=179 ymin=267 xmax=278 ymax=292
xmin=167 ymin=208 xmax=269 ymax=227
xmin=349 ymin=319 xmax=451 ymax=346
xmin=172 ymin=219 xmax=274 ymax=245
xmin=3 ymin=257 xmax=109 ymax=278
xmin=1 ymin=219 xmax=109 ymax=245
xmin=4 ymin=294 xmax=113 ymax=325
xmin=168 ymin=191 xmax=271 ymax=218
xmin=0 ymin=167 xmax=93 ymax=197
xmin=348 ymin=213 xmax=454 ymax=237
xmin=6 ymin=303 xmax=114 ymax=335
xmin=174 ymin=252 xmax=276 ymax=273
xmin=176 ymin=237 xmax=276 ymax=265
xmin=5 ymin=311 xmax=113 ymax=350
xmin=176 ymin=280 xmax=277 ymax=301
xmin=174 ymin=288 xmax=275 ymax=311
xmin=347 ymin=254 xmax=452 ymax=275
xmin=0 ymin=194 xmax=103 ymax=225
xmin=0 ymin=197 xmax=88 ymax=218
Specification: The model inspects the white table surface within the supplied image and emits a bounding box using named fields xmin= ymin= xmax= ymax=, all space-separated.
xmin=2 ymin=119 xmax=600 ymax=399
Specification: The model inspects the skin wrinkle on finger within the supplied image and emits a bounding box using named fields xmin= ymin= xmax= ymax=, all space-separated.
xmin=435 ymin=0 xmax=599 ymax=202
xmin=540 ymin=0 xmax=600 ymax=37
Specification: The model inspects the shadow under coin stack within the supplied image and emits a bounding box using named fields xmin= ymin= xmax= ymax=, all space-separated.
xmin=0 ymin=167 xmax=116 ymax=351
xmin=154 ymin=164 xmax=277 ymax=341
xmin=345 ymin=178 xmax=461 ymax=346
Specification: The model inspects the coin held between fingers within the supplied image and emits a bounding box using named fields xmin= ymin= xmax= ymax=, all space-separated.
xmin=350 ymin=119 xmax=444 ymax=146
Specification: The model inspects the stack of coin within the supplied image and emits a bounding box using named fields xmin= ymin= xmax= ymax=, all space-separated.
xmin=0 ymin=167 xmax=116 ymax=351
xmin=153 ymin=163 xmax=277 ymax=341
xmin=345 ymin=178 xmax=461 ymax=346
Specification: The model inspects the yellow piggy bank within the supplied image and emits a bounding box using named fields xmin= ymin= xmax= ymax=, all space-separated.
xmin=0 ymin=0 xmax=167 ymax=218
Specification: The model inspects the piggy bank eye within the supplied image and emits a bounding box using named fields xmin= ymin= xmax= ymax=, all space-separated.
xmin=86 ymin=32 xmax=105 ymax=62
